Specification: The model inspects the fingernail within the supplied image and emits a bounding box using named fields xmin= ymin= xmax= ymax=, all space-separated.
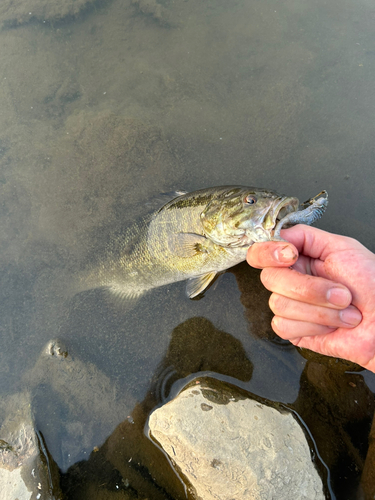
xmin=274 ymin=245 xmax=297 ymax=263
xmin=339 ymin=306 xmax=362 ymax=326
xmin=327 ymin=287 xmax=351 ymax=307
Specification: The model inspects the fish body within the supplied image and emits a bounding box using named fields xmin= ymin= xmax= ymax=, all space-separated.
xmin=81 ymin=186 xmax=326 ymax=299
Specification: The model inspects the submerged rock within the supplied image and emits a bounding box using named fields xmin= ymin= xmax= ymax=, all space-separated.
xmin=131 ymin=0 xmax=171 ymax=26
xmin=148 ymin=378 xmax=325 ymax=500
xmin=23 ymin=339 xmax=136 ymax=470
xmin=0 ymin=0 xmax=97 ymax=27
xmin=0 ymin=392 xmax=62 ymax=499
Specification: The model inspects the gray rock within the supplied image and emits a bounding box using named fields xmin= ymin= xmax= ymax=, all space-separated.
xmin=0 ymin=467 xmax=32 ymax=500
xmin=0 ymin=0 xmax=96 ymax=27
xmin=0 ymin=392 xmax=62 ymax=500
xmin=23 ymin=339 xmax=136 ymax=470
xmin=132 ymin=0 xmax=171 ymax=26
xmin=148 ymin=379 xmax=325 ymax=500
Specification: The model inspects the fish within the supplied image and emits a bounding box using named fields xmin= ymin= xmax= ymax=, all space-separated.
xmin=79 ymin=186 xmax=328 ymax=300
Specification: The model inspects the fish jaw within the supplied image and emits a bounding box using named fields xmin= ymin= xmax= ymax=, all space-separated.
xmin=229 ymin=196 xmax=300 ymax=246
xmin=264 ymin=197 xmax=300 ymax=231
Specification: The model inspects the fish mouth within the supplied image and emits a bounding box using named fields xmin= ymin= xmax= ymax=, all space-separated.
xmin=264 ymin=197 xmax=299 ymax=232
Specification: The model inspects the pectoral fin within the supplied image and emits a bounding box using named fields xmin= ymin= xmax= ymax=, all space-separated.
xmin=168 ymin=233 xmax=212 ymax=258
xmin=186 ymin=271 xmax=218 ymax=298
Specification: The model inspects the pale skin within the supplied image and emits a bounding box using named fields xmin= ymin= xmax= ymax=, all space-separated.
xmin=246 ymin=225 xmax=375 ymax=372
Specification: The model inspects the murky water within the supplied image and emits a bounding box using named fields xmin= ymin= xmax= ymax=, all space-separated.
xmin=1 ymin=0 xmax=375 ymax=498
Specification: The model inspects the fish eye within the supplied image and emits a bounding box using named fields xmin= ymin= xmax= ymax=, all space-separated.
xmin=244 ymin=195 xmax=257 ymax=205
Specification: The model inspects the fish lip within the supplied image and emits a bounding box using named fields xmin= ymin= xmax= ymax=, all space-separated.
xmin=264 ymin=197 xmax=299 ymax=231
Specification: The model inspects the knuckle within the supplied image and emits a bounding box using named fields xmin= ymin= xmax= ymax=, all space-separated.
xmin=260 ymin=267 xmax=283 ymax=290
xmin=269 ymin=293 xmax=288 ymax=315
xmin=271 ymin=316 xmax=288 ymax=338
xmin=292 ymin=275 xmax=316 ymax=299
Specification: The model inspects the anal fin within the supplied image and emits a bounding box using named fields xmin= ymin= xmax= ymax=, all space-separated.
xmin=103 ymin=284 xmax=145 ymax=312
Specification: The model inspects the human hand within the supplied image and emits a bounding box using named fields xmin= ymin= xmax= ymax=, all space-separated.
xmin=246 ymin=225 xmax=375 ymax=372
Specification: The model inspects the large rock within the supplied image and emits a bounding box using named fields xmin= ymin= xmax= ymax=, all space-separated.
xmin=148 ymin=378 xmax=325 ymax=500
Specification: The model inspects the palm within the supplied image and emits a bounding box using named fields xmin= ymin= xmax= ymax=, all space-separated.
xmin=247 ymin=225 xmax=375 ymax=372
xmin=292 ymin=247 xmax=375 ymax=370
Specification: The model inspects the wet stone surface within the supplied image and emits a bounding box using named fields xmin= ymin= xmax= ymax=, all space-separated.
xmin=0 ymin=392 xmax=62 ymax=499
xmin=148 ymin=378 xmax=326 ymax=500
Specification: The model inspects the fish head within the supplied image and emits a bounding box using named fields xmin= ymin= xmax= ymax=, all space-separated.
xmin=200 ymin=186 xmax=299 ymax=247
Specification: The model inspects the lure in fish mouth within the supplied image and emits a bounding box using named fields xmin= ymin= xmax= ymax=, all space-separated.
xmin=262 ymin=196 xmax=300 ymax=237
xmin=273 ymin=190 xmax=329 ymax=239
xmin=78 ymin=186 xmax=329 ymax=300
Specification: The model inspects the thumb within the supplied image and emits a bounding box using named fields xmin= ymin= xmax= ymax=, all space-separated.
xmin=247 ymin=241 xmax=298 ymax=269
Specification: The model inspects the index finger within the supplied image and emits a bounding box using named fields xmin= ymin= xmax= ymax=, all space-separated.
xmin=279 ymin=225 xmax=362 ymax=261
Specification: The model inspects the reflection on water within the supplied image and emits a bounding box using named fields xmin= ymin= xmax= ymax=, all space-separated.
xmin=1 ymin=0 xmax=375 ymax=498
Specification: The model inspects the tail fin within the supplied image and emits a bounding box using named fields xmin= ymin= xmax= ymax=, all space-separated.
xmin=33 ymin=261 xmax=142 ymax=336
xmin=32 ymin=264 xmax=85 ymax=336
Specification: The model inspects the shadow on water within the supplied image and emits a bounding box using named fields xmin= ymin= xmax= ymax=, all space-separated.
xmin=58 ymin=316 xmax=255 ymax=500
xmin=16 ymin=264 xmax=375 ymax=499
xmin=1 ymin=0 xmax=375 ymax=498
xmin=27 ymin=299 xmax=371 ymax=499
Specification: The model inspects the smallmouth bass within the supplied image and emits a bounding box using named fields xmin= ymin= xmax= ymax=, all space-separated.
xmin=81 ymin=186 xmax=328 ymax=299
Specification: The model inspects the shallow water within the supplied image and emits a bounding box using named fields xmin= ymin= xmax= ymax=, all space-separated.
xmin=0 ymin=0 xmax=375 ymax=498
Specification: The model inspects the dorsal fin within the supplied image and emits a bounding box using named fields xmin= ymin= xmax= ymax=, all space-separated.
xmin=145 ymin=191 xmax=188 ymax=212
